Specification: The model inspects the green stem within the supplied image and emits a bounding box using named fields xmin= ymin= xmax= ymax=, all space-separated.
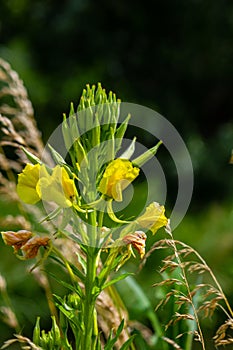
xmin=82 ymin=210 xmax=99 ymax=349
xmin=147 ymin=309 xmax=169 ymax=350
xmin=83 ymin=247 xmax=99 ymax=350
xmin=185 ymin=332 xmax=194 ymax=350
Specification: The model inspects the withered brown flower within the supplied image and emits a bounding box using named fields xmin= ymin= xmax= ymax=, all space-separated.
xmin=21 ymin=236 xmax=50 ymax=259
xmin=123 ymin=231 xmax=147 ymax=259
xmin=1 ymin=230 xmax=32 ymax=253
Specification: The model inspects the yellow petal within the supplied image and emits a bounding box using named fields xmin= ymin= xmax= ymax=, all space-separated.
xmin=137 ymin=202 xmax=168 ymax=234
xmin=99 ymin=159 xmax=140 ymax=202
xmin=17 ymin=164 xmax=41 ymax=204
xmin=37 ymin=165 xmax=76 ymax=208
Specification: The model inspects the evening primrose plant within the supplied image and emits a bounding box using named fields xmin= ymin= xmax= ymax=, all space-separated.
xmin=1 ymin=83 xmax=168 ymax=349
xmin=1 ymin=60 xmax=233 ymax=350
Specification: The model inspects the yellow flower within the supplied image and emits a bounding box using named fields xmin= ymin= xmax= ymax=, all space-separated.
xmin=17 ymin=163 xmax=41 ymax=204
xmin=98 ymin=159 xmax=140 ymax=201
xmin=17 ymin=163 xmax=77 ymax=208
xmin=137 ymin=202 xmax=168 ymax=234
xmin=37 ymin=165 xmax=77 ymax=208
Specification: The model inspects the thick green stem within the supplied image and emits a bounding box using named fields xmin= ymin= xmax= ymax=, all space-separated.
xmin=83 ymin=247 xmax=98 ymax=350
xmin=82 ymin=210 xmax=99 ymax=349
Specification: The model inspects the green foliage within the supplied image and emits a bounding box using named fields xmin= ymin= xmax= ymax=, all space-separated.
xmin=104 ymin=320 xmax=134 ymax=350
xmin=0 ymin=0 xmax=233 ymax=206
xmin=33 ymin=316 xmax=62 ymax=350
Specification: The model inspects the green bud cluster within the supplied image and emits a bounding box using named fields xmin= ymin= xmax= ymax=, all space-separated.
xmin=61 ymin=83 xmax=131 ymax=202
xmin=33 ymin=316 xmax=61 ymax=350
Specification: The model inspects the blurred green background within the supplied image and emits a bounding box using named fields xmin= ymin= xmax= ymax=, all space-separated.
xmin=0 ymin=0 xmax=232 ymax=349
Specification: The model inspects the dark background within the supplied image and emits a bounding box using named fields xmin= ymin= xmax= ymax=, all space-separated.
xmin=0 ymin=0 xmax=232 ymax=206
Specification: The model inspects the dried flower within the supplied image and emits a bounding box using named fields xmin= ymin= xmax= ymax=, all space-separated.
xmin=1 ymin=334 xmax=42 ymax=350
xmin=137 ymin=202 xmax=168 ymax=234
xmin=123 ymin=231 xmax=147 ymax=258
xmin=1 ymin=230 xmax=32 ymax=253
xmin=99 ymin=159 xmax=139 ymax=202
xmin=21 ymin=236 xmax=50 ymax=259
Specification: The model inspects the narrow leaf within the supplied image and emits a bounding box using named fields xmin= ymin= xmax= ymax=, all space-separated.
xmin=119 ymin=137 xmax=136 ymax=160
xmin=48 ymin=144 xmax=66 ymax=165
xmin=132 ymin=140 xmax=162 ymax=168
xmin=120 ymin=335 xmax=137 ymax=350
xmin=102 ymin=273 xmax=132 ymax=290
xmin=104 ymin=320 xmax=125 ymax=350
xmin=21 ymin=146 xmax=42 ymax=165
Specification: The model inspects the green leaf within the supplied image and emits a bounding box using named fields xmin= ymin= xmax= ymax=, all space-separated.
xmin=119 ymin=137 xmax=136 ymax=160
xmin=39 ymin=207 xmax=62 ymax=224
xmin=48 ymin=144 xmax=66 ymax=166
xmin=116 ymin=275 xmax=166 ymax=344
xmin=102 ymin=272 xmax=132 ymax=290
xmin=115 ymin=114 xmax=131 ymax=153
xmin=132 ymin=140 xmax=162 ymax=168
xmin=53 ymin=295 xmax=75 ymax=322
xmin=76 ymin=251 xmax=87 ymax=274
xmin=96 ymin=335 xmax=102 ymax=350
xmin=59 ymin=311 xmax=73 ymax=350
xmin=62 ymin=114 xmax=73 ymax=151
xmin=21 ymin=146 xmax=42 ymax=165
xmin=97 ymin=254 xmax=123 ymax=287
xmin=117 ymin=274 xmax=151 ymax=312
xmin=120 ymin=334 xmax=137 ymax=350
xmin=104 ymin=320 xmax=125 ymax=350
xmin=48 ymin=270 xmax=84 ymax=297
